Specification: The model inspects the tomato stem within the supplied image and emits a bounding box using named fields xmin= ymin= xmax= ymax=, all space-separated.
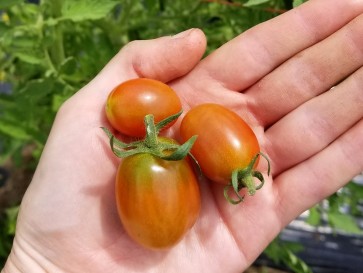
xmin=102 ymin=112 xmax=197 ymax=161
xmin=224 ymin=152 xmax=271 ymax=205
xmin=144 ymin=115 xmax=158 ymax=148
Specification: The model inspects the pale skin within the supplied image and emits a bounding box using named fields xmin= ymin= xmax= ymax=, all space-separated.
xmin=2 ymin=0 xmax=363 ymax=272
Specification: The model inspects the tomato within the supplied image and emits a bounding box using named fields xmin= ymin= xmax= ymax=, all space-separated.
xmin=180 ymin=103 xmax=269 ymax=203
xmin=115 ymin=137 xmax=200 ymax=249
xmin=180 ymin=103 xmax=260 ymax=184
xmin=105 ymin=78 xmax=182 ymax=137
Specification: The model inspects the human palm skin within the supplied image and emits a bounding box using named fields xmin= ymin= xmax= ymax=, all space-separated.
xmin=3 ymin=0 xmax=363 ymax=272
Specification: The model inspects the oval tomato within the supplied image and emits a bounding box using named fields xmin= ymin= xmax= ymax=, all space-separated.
xmin=106 ymin=78 xmax=182 ymax=137
xmin=180 ymin=103 xmax=260 ymax=185
xmin=115 ymin=138 xmax=200 ymax=249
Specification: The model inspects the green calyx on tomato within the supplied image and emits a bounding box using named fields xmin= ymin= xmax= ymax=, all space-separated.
xmin=102 ymin=111 xmax=197 ymax=161
xmin=224 ymin=152 xmax=271 ymax=205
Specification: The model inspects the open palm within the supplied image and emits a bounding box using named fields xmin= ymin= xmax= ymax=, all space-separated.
xmin=4 ymin=1 xmax=363 ymax=272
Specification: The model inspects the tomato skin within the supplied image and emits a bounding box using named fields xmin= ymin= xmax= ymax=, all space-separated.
xmin=115 ymin=139 xmax=200 ymax=249
xmin=106 ymin=78 xmax=182 ymax=137
xmin=180 ymin=103 xmax=260 ymax=185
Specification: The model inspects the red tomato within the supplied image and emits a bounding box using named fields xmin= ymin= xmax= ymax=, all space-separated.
xmin=106 ymin=78 xmax=182 ymax=137
xmin=180 ymin=103 xmax=260 ymax=185
xmin=115 ymin=138 xmax=200 ymax=249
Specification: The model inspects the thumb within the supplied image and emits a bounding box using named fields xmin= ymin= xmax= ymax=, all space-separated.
xmin=91 ymin=28 xmax=207 ymax=94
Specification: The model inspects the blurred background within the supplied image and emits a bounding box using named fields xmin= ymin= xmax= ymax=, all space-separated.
xmin=1 ymin=0 xmax=362 ymax=272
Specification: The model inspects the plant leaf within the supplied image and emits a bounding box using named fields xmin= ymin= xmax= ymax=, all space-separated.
xmin=264 ymin=239 xmax=312 ymax=273
xmin=5 ymin=206 xmax=19 ymax=235
xmin=0 ymin=120 xmax=31 ymax=140
xmin=59 ymin=57 xmax=77 ymax=75
xmin=13 ymin=52 xmax=43 ymax=65
xmin=0 ymin=0 xmax=23 ymax=9
xmin=61 ymin=0 xmax=119 ymax=22
xmin=20 ymin=78 xmax=54 ymax=100
xmin=328 ymin=212 xmax=362 ymax=234
xmin=244 ymin=0 xmax=270 ymax=7
xmin=306 ymin=206 xmax=321 ymax=226
xmin=293 ymin=0 xmax=305 ymax=8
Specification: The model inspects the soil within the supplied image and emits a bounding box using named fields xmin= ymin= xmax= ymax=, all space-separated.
xmin=0 ymin=146 xmax=34 ymax=212
xmin=0 ymin=163 xmax=33 ymax=212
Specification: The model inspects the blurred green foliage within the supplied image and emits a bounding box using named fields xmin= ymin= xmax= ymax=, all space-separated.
xmin=0 ymin=206 xmax=18 ymax=267
xmin=1 ymin=0 xmax=362 ymax=272
xmin=265 ymin=239 xmax=313 ymax=273
xmin=0 ymin=0 xmax=298 ymax=166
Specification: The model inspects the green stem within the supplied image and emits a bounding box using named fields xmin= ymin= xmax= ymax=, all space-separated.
xmin=224 ymin=152 xmax=271 ymax=205
xmin=242 ymin=175 xmax=256 ymax=196
xmin=102 ymin=113 xmax=196 ymax=161
xmin=49 ymin=0 xmax=65 ymax=68
xmin=144 ymin=115 xmax=158 ymax=148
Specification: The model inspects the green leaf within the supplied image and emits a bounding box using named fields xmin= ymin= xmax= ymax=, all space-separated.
xmin=244 ymin=0 xmax=270 ymax=7
xmin=264 ymin=239 xmax=281 ymax=263
xmin=346 ymin=182 xmax=363 ymax=199
xmin=20 ymin=78 xmax=55 ymax=100
xmin=5 ymin=206 xmax=19 ymax=235
xmin=0 ymin=22 xmax=10 ymax=34
xmin=293 ymin=0 xmax=305 ymax=8
xmin=0 ymin=140 xmax=22 ymax=165
xmin=143 ymin=0 xmax=159 ymax=10
xmin=2 ymin=24 xmax=40 ymax=46
xmin=59 ymin=57 xmax=77 ymax=75
xmin=0 ymin=0 xmax=23 ymax=9
xmin=306 ymin=206 xmax=321 ymax=226
xmin=283 ymin=241 xmax=305 ymax=253
xmin=285 ymin=247 xmax=312 ymax=273
xmin=52 ymin=94 xmax=67 ymax=112
xmin=0 ymin=120 xmax=31 ymax=140
xmin=61 ymin=0 xmax=119 ymax=22
xmin=13 ymin=52 xmax=44 ymax=65
xmin=328 ymin=212 xmax=362 ymax=234
xmin=264 ymin=239 xmax=312 ymax=273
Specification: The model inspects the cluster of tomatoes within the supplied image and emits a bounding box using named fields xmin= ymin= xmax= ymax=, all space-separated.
xmin=103 ymin=78 xmax=270 ymax=250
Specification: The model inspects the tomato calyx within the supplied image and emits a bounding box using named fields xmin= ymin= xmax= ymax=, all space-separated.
xmin=224 ymin=152 xmax=271 ymax=205
xmin=102 ymin=111 xmax=197 ymax=161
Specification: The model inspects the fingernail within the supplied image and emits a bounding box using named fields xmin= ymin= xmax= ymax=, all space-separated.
xmin=172 ymin=29 xmax=193 ymax=39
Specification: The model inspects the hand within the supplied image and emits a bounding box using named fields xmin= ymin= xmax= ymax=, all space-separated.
xmin=3 ymin=0 xmax=363 ymax=272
